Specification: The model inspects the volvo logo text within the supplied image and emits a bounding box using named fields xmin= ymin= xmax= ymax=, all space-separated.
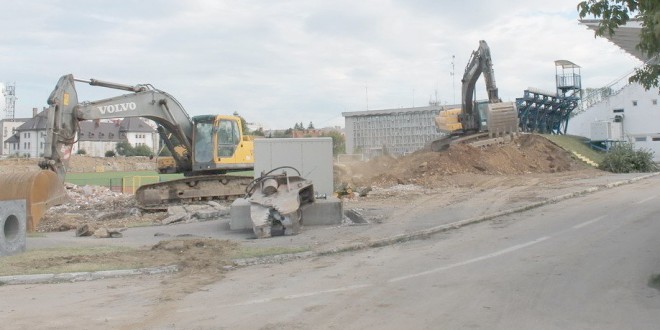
xmin=97 ymin=102 xmax=137 ymax=114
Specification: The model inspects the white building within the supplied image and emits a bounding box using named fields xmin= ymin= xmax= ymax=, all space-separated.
xmin=343 ymin=104 xmax=447 ymax=158
xmin=0 ymin=117 xmax=28 ymax=156
xmin=567 ymin=83 xmax=660 ymax=159
xmin=569 ymin=19 xmax=660 ymax=160
xmin=119 ymin=118 xmax=159 ymax=154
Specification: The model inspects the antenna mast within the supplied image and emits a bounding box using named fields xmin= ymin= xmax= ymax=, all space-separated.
xmin=2 ymin=82 xmax=16 ymax=119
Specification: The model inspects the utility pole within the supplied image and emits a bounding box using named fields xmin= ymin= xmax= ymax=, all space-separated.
xmin=451 ymin=55 xmax=456 ymax=105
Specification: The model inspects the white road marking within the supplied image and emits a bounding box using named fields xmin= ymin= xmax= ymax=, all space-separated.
xmin=573 ymin=215 xmax=605 ymax=229
xmin=387 ymin=236 xmax=551 ymax=283
xmin=634 ymin=195 xmax=656 ymax=205
xmin=197 ymin=284 xmax=374 ymax=310
xmin=182 ymin=214 xmax=612 ymax=309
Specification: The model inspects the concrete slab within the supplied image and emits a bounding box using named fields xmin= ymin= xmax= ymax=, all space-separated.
xmin=0 ymin=200 xmax=27 ymax=256
xmin=230 ymin=197 xmax=343 ymax=230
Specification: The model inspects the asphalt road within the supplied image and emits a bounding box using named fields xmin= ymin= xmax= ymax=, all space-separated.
xmin=2 ymin=177 xmax=660 ymax=329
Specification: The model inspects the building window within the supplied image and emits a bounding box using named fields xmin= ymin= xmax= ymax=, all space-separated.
xmin=632 ymin=100 xmax=638 ymax=106
xmin=613 ymin=109 xmax=624 ymax=113
xmin=635 ymin=137 xmax=647 ymax=142
xmin=652 ymin=137 xmax=660 ymax=142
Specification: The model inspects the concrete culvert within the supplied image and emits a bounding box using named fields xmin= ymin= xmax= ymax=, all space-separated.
xmin=0 ymin=200 xmax=27 ymax=256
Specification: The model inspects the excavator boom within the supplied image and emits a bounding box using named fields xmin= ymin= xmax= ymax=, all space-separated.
xmin=434 ymin=40 xmax=518 ymax=140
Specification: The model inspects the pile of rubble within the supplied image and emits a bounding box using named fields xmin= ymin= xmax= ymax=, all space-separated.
xmin=39 ymin=183 xmax=232 ymax=235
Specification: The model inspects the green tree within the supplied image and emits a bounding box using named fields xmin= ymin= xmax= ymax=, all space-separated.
xmin=578 ymin=0 xmax=659 ymax=90
xmin=252 ymin=127 xmax=265 ymax=136
xmin=321 ymin=130 xmax=346 ymax=155
xmin=307 ymin=122 xmax=315 ymax=129
xmin=233 ymin=111 xmax=250 ymax=134
xmin=105 ymin=150 xmax=116 ymax=157
xmin=115 ymin=141 xmax=134 ymax=156
xmin=133 ymin=145 xmax=154 ymax=157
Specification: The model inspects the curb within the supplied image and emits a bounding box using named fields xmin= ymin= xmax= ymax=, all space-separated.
xmin=0 ymin=265 xmax=178 ymax=286
xmin=3 ymin=172 xmax=658 ymax=285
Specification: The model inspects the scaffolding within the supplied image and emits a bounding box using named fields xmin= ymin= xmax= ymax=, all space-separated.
xmin=517 ymin=61 xmax=581 ymax=134
xmin=343 ymin=104 xmax=448 ymax=158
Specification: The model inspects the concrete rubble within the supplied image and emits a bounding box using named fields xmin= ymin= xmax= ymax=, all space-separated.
xmin=162 ymin=202 xmax=231 ymax=225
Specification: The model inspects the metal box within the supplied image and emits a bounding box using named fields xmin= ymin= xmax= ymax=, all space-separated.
xmin=590 ymin=121 xmax=623 ymax=141
xmin=254 ymin=138 xmax=334 ymax=196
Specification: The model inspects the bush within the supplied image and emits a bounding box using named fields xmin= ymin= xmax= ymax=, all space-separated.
xmin=133 ymin=145 xmax=154 ymax=157
xmin=105 ymin=150 xmax=116 ymax=157
xmin=76 ymin=149 xmax=87 ymax=155
xmin=598 ymin=143 xmax=657 ymax=173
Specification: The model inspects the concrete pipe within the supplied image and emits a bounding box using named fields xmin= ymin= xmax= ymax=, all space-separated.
xmin=0 ymin=200 xmax=27 ymax=256
xmin=0 ymin=170 xmax=68 ymax=232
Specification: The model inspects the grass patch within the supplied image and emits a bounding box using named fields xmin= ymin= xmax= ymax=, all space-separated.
xmin=541 ymin=134 xmax=605 ymax=165
xmin=0 ymin=246 xmax=140 ymax=276
xmin=26 ymin=232 xmax=47 ymax=238
xmin=231 ymin=246 xmax=310 ymax=259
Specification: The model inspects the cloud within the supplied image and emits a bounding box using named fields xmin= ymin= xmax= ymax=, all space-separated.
xmin=0 ymin=0 xmax=645 ymax=128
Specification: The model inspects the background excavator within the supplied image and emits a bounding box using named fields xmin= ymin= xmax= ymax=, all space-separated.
xmin=0 ymin=74 xmax=256 ymax=230
xmin=431 ymin=40 xmax=519 ymax=151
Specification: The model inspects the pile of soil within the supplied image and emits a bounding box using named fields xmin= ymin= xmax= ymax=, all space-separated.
xmin=336 ymin=134 xmax=589 ymax=189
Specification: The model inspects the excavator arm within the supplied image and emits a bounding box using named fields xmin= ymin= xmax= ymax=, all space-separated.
xmin=40 ymin=74 xmax=195 ymax=182
xmin=432 ymin=40 xmax=518 ymax=150
xmin=460 ymin=40 xmax=502 ymax=132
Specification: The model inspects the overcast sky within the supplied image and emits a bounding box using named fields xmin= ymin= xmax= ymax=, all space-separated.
xmin=0 ymin=0 xmax=642 ymax=129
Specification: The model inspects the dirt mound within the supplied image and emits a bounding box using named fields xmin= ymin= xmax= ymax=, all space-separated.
xmin=337 ymin=134 xmax=587 ymax=188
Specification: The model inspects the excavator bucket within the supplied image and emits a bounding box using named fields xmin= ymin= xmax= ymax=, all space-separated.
xmin=485 ymin=102 xmax=519 ymax=137
xmin=0 ymin=170 xmax=68 ymax=232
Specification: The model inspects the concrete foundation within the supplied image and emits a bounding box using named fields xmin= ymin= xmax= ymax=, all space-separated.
xmin=230 ymin=197 xmax=343 ymax=231
xmin=0 ymin=200 xmax=27 ymax=256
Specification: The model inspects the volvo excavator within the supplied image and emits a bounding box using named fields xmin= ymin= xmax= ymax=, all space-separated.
xmin=431 ymin=40 xmax=518 ymax=151
xmin=0 ymin=74 xmax=256 ymax=230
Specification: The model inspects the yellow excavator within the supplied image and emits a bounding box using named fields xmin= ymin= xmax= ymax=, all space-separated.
xmin=0 ymin=74 xmax=256 ymax=230
xmin=432 ymin=40 xmax=519 ymax=151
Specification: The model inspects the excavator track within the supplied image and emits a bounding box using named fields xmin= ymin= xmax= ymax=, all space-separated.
xmin=135 ymin=174 xmax=254 ymax=210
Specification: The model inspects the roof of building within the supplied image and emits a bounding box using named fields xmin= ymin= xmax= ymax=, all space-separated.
xmin=15 ymin=110 xmax=48 ymax=131
xmin=0 ymin=117 xmax=30 ymax=124
xmin=119 ymin=117 xmax=155 ymax=133
xmin=5 ymin=133 xmax=19 ymax=143
xmin=580 ymin=19 xmax=655 ymax=63
xmin=342 ymin=104 xmax=455 ymax=117
xmin=78 ymin=121 xmax=123 ymax=142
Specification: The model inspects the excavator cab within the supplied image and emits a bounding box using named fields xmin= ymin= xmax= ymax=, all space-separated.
xmin=191 ymin=115 xmax=254 ymax=174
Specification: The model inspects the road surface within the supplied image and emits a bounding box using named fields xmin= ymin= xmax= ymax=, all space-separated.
xmin=1 ymin=178 xmax=659 ymax=329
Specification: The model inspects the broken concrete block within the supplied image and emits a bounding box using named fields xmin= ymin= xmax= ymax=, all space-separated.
xmin=162 ymin=213 xmax=190 ymax=225
xmin=76 ymin=224 xmax=94 ymax=237
xmin=167 ymin=205 xmax=187 ymax=216
xmin=93 ymin=227 xmax=110 ymax=238
xmin=193 ymin=208 xmax=229 ymax=220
